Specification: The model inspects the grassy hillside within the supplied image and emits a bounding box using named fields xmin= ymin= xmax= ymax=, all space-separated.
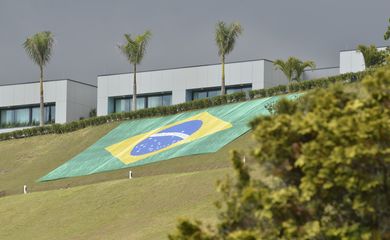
xmin=0 ymin=110 xmax=260 ymax=240
xmin=0 ymin=168 xmax=231 ymax=240
xmin=0 ymin=81 xmax=370 ymax=239
xmin=0 ymin=120 xmax=256 ymax=196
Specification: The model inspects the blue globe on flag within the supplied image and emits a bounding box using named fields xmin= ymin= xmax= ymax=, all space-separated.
xmin=131 ymin=120 xmax=203 ymax=156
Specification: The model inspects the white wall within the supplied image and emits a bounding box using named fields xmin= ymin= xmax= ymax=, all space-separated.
xmin=340 ymin=50 xmax=365 ymax=74
xmin=0 ymin=80 xmax=68 ymax=123
xmin=340 ymin=47 xmax=387 ymax=74
xmin=66 ymin=81 xmax=97 ymax=122
xmin=263 ymin=60 xmax=288 ymax=88
xmin=303 ymin=67 xmax=340 ymax=80
xmin=0 ymin=80 xmax=96 ymax=124
xmin=97 ymin=60 xmax=280 ymax=116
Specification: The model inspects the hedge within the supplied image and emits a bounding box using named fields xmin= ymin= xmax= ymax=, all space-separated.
xmin=0 ymin=69 xmax=373 ymax=141
xmin=0 ymin=92 xmax=246 ymax=141
xmin=248 ymin=70 xmax=370 ymax=99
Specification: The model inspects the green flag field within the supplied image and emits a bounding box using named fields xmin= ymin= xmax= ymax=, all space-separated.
xmin=40 ymin=94 xmax=300 ymax=181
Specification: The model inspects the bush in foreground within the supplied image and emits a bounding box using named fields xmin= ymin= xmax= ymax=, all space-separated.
xmin=169 ymin=67 xmax=390 ymax=239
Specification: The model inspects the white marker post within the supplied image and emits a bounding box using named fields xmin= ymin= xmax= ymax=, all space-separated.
xmin=129 ymin=170 xmax=133 ymax=179
xmin=23 ymin=185 xmax=27 ymax=194
xmin=243 ymin=156 xmax=246 ymax=165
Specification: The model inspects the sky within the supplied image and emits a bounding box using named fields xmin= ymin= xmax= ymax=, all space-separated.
xmin=0 ymin=0 xmax=389 ymax=86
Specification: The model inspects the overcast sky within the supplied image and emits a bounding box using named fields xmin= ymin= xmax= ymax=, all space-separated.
xmin=0 ymin=0 xmax=389 ymax=86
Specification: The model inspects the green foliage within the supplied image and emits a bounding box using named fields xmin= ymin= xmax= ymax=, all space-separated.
xmin=274 ymin=57 xmax=316 ymax=82
xmin=118 ymin=30 xmax=152 ymax=111
xmin=385 ymin=18 xmax=390 ymax=40
xmin=118 ymin=31 xmax=152 ymax=65
xmin=249 ymin=70 xmax=370 ymax=99
xmin=89 ymin=108 xmax=97 ymax=118
xmin=169 ymin=67 xmax=390 ymax=239
xmin=23 ymin=31 xmax=55 ymax=127
xmin=357 ymin=44 xmax=388 ymax=68
xmin=215 ymin=21 xmax=243 ymax=95
xmin=168 ymin=219 xmax=216 ymax=240
xmin=23 ymin=31 xmax=54 ymax=67
xmin=215 ymin=21 xmax=243 ymax=58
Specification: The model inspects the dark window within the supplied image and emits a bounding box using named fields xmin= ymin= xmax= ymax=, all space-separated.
xmin=191 ymin=85 xmax=252 ymax=100
xmin=113 ymin=93 xmax=172 ymax=113
xmin=0 ymin=104 xmax=55 ymax=128
xmin=162 ymin=95 xmax=172 ymax=107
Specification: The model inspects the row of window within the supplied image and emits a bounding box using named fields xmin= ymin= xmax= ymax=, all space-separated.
xmin=191 ymin=85 xmax=252 ymax=100
xmin=0 ymin=105 xmax=56 ymax=127
xmin=112 ymin=85 xmax=252 ymax=113
xmin=114 ymin=94 xmax=172 ymax=113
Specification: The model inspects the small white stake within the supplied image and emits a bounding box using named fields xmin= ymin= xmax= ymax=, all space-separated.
xmin=243 ymin=156 xmax=246 ymax=165
xmin=129 ymin=170 xmax=133 ymax=179
xmin=23 ymin=185 xmax=27 ymax=194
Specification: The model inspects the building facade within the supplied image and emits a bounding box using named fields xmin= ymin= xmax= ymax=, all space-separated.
xmin=0 ymin=48 xmax=377 ymax=129
xmin=97 ymin=59 xmax=288 ymax=116
xmin=339 ymin=47 xmax=387 ymax=74
xmin=0 ymin=79 xmax=96 ymax=128
xmin=303 ymin=67 xmax=340 ymax=80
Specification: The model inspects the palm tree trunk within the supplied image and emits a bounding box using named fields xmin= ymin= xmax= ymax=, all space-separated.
xmin=221 ymin=55 xmax=225 ymax=95
xmin=132 ymin=64 xmax=137 ymax=111
xmin=39 ymin=65 xmax=45 ymax=127
xmin=287 ymin=77 xmax=292 ymax=93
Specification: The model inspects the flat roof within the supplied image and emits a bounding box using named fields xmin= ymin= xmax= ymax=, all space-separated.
xmin=340 ymin=45 xmax=389 ymax=52
xmin=98 ymin=58 xmax=274 ymax=77
xmin=303 ymin=66 xmax=339 ymax=72
xmin=0 ymin=79 xmax=96 ymax=88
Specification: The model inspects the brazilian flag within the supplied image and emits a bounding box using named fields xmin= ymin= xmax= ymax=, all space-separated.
xmin=40 ymin=94 xmax=300 ymax=181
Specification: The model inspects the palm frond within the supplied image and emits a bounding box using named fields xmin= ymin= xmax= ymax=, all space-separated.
xmin=274 ymin=58 xmax=295 ymax=81
xmin=295 ymin=60 xmax=316 ymax=81
xmin=274 ymin=57 xmax=316 ymax=82
xmin=357 ymin=44 xmax=387 ymax=68
xmin=118 ymin=30 xmax=152 ymax=65
xmin=23 ymin=31 xmax=54 ymax=67
xmin=215 ymin=21 xmax=243 ymax=57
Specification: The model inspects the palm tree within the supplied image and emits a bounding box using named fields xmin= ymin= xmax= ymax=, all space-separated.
xmin=274 ymin=57 xmax=315 ymax=83
xmin=357 ymin=45 xmax=386 ymax=68
xmin=23 ymin=31 xmax=54 ymax=127
xmin=118 ymin=31 xmax=152 ymax=111
xmin=294 ymin=60 xmax=316 ymax=82
xmin=273 ymin=57 xmax=298 ymax=83
xmin=215 ymin=21 xmax=243 ymax=95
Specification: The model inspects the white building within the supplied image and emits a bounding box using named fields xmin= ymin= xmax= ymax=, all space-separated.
xmin=0 ymin=47 xmax=379 ymax=128
xmin=97 ymin=59 xmax=288 ymax=116
xmin=339 ymin=46 xmax=387 ymax=74
xmin=0 ymin=79 xmax=96 ymax=128
xmin=303 ymin=67 xmax=340 ymax=80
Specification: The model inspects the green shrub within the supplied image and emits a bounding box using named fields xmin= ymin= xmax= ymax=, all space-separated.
xmin=248 ymin=70 xmax=372 ymax=100
xmin=169 ymin=66 xmax=390 ymax=240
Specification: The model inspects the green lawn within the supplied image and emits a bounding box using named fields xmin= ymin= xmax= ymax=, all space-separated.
xmin=0 ymin=99 xmax=263 ymax=240
xmin=0 ymin=121 xmax=255 ymax=196
xmin=0 ymin=168 xmax=230 ymax=240
xmin=0 ymin=121 xmax=258 ymax=240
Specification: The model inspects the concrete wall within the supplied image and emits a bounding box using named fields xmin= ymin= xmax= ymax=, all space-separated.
xmin=263 ymin=60 xmax=288 ymax=88
xmin=97 ymin=60 xmax=285 ymax=116
xmin=303 ymin=67 xmax=340 ymax=80
xmin=0 ymin=79 xmax=96 ymax=124
xmin=66 ymin=81 xmax=97 ymax=122
xmin=0 ymin=80 xmax=68 ymax=123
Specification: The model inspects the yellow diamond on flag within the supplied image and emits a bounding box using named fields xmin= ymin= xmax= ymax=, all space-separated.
xmin=105 ymin=112 xmax=232 ymax=164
